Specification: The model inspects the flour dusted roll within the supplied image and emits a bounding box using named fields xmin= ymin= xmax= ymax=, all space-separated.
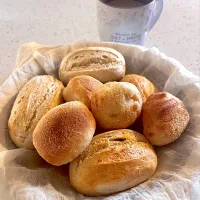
xmin=69 ymin=129 xmax=158 ymax=196
xmin=59 ymin=47 xmax=125 ymax=85
xmin=33 ymin=101 xmax=96 ymax=166
xmin=8 ymin=75 xmax=64 ymax=149
xmin=143 ymin=92 xmax=190 ymax=146
xmin=63 ymin=75 xmax=103 ymax=109
xmin=91 ymin=82 xmax=142 ymax=130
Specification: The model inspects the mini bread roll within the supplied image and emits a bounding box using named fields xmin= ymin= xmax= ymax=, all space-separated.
xmin=91 ymin=82 xmax=142 ymax=130
xmin=143 ymin=92 xmax=190 ymax=146
xmin=63 ymin=75 xmax=103 ymax=109
xmin=33 ymin=101 xmax=96 ymax=166
xmin=59 ymin=47 xmax=125 ymax=85
xmin=120 ymin=74 xmax=159 ymax=103
xmin=69 ymin=129 xmax=158 ymax=196
xmin=8 ymin=75 xmax=64 ymax=149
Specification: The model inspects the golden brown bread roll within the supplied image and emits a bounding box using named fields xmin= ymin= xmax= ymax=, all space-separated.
xmin=8 ymin=75 xmax=64 ymax=149
xmin=59 ymin=47 xmax=125 ymax=85
xmin=143 ymin=92 xmax=190 ymax=146
xmin=120 ymin=74 xmax=159 ymax=103
xmin=33 ymin=101 xmax=96 ymax=166
xmin=63 ymin=75 xmax=103 ymax=109
xmin=69 ymin=129 xmax=158 ymax=196
xmin=91 ymin=82 xmax=142 ymax=130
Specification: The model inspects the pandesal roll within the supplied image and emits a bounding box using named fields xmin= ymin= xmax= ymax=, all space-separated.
xmin=143 ymin=92 xmax=190 ymax=146
xmin=91 ymin=82 xmax=142 ymax=130
xmin=63 ymin=75 xmax=103 ymax=109
xmin=33 ymin=101 xmax=96 ymax=166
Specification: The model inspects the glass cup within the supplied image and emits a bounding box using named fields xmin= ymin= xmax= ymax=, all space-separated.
xmin=97 ymin=0 xmax=163 ymax=45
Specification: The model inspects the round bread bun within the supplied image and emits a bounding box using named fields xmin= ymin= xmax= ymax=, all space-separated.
xmin=8 ymin=75 xmax=64 ymax=149
xmin=63 ymin=75 xmax=103 ymax=109
xmin=120 ymin=74 xmax=159 ymax=103
xmin=33 ymin=101 xmax=96 ymax=166
xmin=69 ymin=129 xmax=158 ymax=196
xmin=143 ymin=92 xmax=190 ymax=146
xmin=91 ymin=82 xmax=142 ymax=130
xmin=59 ymin=47 xmax=125 ymax=85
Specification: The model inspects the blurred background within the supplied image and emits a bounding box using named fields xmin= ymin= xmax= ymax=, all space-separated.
xmin=0 ymin=0 xmax=199 ymax=84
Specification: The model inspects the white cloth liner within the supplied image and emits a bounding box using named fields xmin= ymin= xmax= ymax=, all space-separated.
xmin=0 ymin=41 xmax=199 ymax=200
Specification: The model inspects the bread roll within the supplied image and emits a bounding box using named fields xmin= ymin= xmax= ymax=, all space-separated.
xmin=8 ymin=75 xmax=64 ymax=149
xmin=69 ymin=129 xmax=157 ymax=196
xmin=91 ymin=82 xmax=142 ymax=130
xmin=63 ymin=75 xmax=103 ymax=109
xmin=59 ymin=47 xmax=125 ymax=85
xmin=33 ymin=101 xmax=96 ymax=166
xmin=120 ymin=74 xmax=159 ymax=103
xmin=143 ymin=92 xmax=190 ymax=146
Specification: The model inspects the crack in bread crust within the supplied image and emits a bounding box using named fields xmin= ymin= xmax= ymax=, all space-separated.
xmin=59 ymin=47 xmax=126 ymax=84
xmin=77 ymin=130 xmax=151 ymax=164
xmin=22 ymin=81 xmax=56 ymax=144
xmin=8 ymin=76 xmax=64 ymax=149
xmin=66 ymin=50 xmax=123 ymax=71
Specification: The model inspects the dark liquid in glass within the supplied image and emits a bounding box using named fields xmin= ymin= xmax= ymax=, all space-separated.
xmin=100 ymin=0 xmax=152 ymax=8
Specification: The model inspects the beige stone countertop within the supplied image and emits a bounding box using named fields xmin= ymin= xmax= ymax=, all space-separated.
xmin=0 ymin=0 xmax=199 ymax=85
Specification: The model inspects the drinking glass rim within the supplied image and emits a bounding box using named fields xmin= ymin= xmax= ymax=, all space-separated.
xmin=98 ymin=0 xmax=155 ymax=9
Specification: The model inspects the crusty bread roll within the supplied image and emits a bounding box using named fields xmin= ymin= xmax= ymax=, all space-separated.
xmin=33 ymin=101 xmax=96 ymax=166
xmin=59 ymin=47 xmax=125 ymax=85
xmin=120 ymin=74 xmax=159 ymax=103
xmin=143 ymin=92 xmax=190 ymax=146
xmin=69 ymin=129 xmax=157 ymax=196
xmin=91 ymin=82 xmax=142 ymax=130
xmin=63 ymin=75 xmax=103 ymax=109
xmin=8 ymin=75 xmax=64 ymax=149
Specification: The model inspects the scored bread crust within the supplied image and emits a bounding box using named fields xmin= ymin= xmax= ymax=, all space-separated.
xmin=33 ymin=101 xmax=96 ymax=166
xmin=91 ymin=82 xmax=143 ymax=130
xmin=143 ymin=92 xmax=190 ymax=146
xmin=63 ymin=75 xmax=103 ymax=109
xmin=8 ymin=75 xmax=64 ymax=149
xmin=59 ymin=47 xmax=125 ymax=85
xmin=69 ymin=129 xmax=158 ymax=196
xmin=120 ymin=74 xmax=159 ymax=103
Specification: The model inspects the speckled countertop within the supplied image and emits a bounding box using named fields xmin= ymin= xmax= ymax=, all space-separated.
xmin=0 ymin=0 xmax=199 ymax=85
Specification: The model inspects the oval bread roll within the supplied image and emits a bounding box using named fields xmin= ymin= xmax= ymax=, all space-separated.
xmin=69 ymin=129 xmax=158 ymax=196
xmin=120 ymin=74 xmax=159 ymax=103
xmin=59 ymin=47 xmax=125 ymax=85
xmin=63 ymin=75 xmax=103 ymax=109
xmin=33 ymin=101 xmax=96 ymax=166
xmin=143 ymin=92 xmax=190 ymax=146
xmin=8 ymin=75 xmax=64 ymax=149
xmin=91 ymin=82 xmax=142 ymax=130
